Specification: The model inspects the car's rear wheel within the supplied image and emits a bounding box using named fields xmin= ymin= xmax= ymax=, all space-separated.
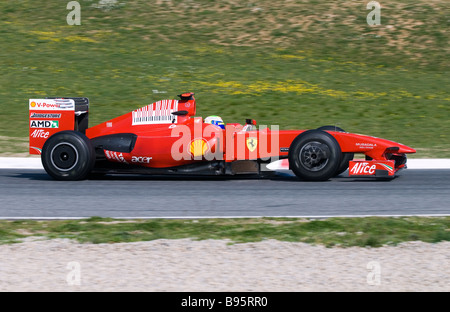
xmin=41 ymin=131 xmax=95 ymax=180
xmin=317 ymin=126 xmax=354 ymax=176
xmin=289 ymin=130 xmax=342 ymax=181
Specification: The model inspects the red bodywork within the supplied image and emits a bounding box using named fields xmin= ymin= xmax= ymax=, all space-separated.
xmin=29 ymin=93 xmax=416 ymax=178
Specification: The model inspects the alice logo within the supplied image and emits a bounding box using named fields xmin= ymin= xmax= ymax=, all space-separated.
xmin=67 ymin=1 xmax=81 ymax=26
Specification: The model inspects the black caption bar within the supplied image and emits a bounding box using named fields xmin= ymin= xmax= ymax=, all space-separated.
xmin=149 ymin=292 xmax=316 ymax=310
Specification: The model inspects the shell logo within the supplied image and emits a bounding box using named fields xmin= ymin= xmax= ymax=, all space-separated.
xmin=189 ymin=139 xmax=209 ymax=158
xmin=30 ymin=101 xmax=36 ymax=108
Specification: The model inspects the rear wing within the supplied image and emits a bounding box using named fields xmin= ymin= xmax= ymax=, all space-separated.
xmin=29 ymin=97 xmax=89 ymax=155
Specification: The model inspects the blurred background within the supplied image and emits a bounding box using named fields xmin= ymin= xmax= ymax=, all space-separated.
xmin=0 ymin=0 xmax=448 ymax=157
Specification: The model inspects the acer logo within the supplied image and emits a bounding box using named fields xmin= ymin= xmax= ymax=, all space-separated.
xmin=132 ymin=156 xmax=152 ymax=164
xmin=30 ymin=129 xmax=50 ymax=139
xmin=350 ymin=162 xmax=376 ymax=175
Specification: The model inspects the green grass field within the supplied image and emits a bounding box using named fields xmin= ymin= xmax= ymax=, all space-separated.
xmin=1 ymin=217 xmax=449 ymax=247
xmin=0 ymin=0 xmax=449 ymax=156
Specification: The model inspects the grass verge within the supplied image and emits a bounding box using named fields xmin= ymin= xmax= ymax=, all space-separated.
xmin=1 ymin=216 xmax=449 ymax=248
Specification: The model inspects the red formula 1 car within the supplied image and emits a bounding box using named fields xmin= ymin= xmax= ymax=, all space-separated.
xmin=29 ymin=93 xmax=416 ymax=181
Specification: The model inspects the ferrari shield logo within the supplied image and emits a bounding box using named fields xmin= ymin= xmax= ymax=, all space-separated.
xmin=246 ymin=137 xmax=258 ymax=152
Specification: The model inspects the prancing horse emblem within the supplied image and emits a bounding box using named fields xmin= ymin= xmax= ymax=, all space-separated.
xmin=246 ymin=137 xmax=258 ymax=152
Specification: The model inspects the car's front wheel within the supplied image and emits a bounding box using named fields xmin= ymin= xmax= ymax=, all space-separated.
xmin=289 ymin=130 xmax=342 ymax=181
xmin=41 ymin=131 xmax=95 ymax=180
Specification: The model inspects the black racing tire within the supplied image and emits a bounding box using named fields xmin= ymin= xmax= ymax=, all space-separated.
xmin=289 ymin=130 xmax=342 ymax=181
xmin=41 ymin=130 xmax=96 ymax=181
xmin=317 ymin=126 xmax=354 ymax=176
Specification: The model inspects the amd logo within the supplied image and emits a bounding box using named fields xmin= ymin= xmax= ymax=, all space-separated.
xmin=30 ymin=120 xmax=59 ymax=128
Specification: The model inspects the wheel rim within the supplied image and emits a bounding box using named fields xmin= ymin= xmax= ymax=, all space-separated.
xmin=50 ymin=142 xmax=79 ymax=171
xmin=299 ymin=141 xmax=330 ymax=171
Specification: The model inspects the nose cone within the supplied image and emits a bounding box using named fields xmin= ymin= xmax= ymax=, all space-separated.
xmin=397 ymin=143 xmax=416 ymax=154
xmin=403 ymin=146 xmax=416 ymax=154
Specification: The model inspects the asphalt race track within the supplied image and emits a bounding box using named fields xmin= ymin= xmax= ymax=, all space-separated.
xmin=0 ymin=168 xmax=449 ymax=219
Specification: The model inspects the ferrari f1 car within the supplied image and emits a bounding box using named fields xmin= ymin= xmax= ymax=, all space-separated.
xmin=29 ymin=93 xmax=416 ymax=181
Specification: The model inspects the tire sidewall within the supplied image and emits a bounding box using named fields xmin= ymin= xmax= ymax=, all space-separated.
xmin=42 ymin=131 xmax=95 ymax=180
xmin=289 ymin=130 xmax=342 ymax=181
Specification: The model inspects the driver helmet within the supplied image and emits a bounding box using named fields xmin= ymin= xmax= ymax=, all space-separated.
xmin=204 ymin=115 xmax=225 ymax=129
